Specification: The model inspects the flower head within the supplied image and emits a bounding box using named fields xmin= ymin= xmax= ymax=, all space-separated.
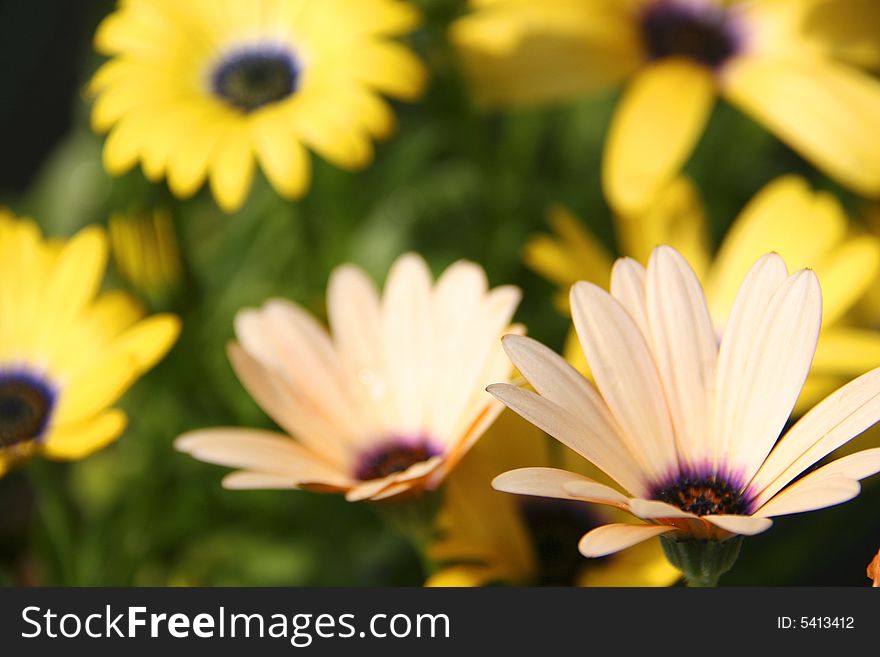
xmin=427 ymin=410 xmax=680 ymax=587
xmin=527 ymin=175 xmax=880 ymax=411
xmin=490 ymin=245 xmax=880 ymax=562
xmin=0 ymin=211 xmax=180 ymax=476
xmin=176 ymin=253 xmax=521 ymax=501
xmin=90 ymin=0 xmax=427 ymax=212
xmin=452 ymin=0 xmax=880 ymax=213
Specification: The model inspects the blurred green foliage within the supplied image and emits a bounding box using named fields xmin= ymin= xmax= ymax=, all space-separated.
xmin=0 ymin=0 xmax=877 ymax=586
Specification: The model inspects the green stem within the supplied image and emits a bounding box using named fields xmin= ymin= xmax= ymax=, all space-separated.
xmin=373 ymin=489 xmax=444 ymax=578
xmin=26 ymin=460 xmax=78 ymax=585
xmin=660 ymin=535 xmax=744 ymax=588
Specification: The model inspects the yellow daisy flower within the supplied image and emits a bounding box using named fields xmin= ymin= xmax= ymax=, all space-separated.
xmin=490 ymin=246 xmax=880 ymax=585
xmin=175 ymin=253 xmax=522 ymax=501
xmin=526 ymin=175 xmax=880 ymax=410
xmin=90 ymin=0 xmax=427 ymax=212
xmin=109 ymin=208 xmax=183 ymax=302
xmin=427 ymin=410 xmax=680 ymax=587
xmin=0 ymin=211 xmax=180 ymax=477
xmin=451 ymin=0 xmax=880 ymax=213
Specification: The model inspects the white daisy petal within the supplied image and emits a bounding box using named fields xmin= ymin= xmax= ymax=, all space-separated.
xmin=493 ymin=467 xmax=629 ymax=508
xmin=570 ymin=281 xmax=678 ymax=483
xmin=486 ymin=383 xmax=648 ymax=496
xmin=226 ymin=342 xmax=352 ymax=466
xmin=327 ymin=263 xmax=387 ymax=434
xmin=174 ymin=428 xmax=352 ymax=488
xmin=578 ymin=524 xmax=676 ymax=558
xmin=382 ymin=253 xmax=434 ymax=434
xmin=629 ymin=498 xmax=698 ymax=520
xmin=703 ymin=515 xmax=773 ymax=535
xmin=754 ymin=477 xmax=861 ymax=518
xmin=646 ymin=245 xmax=718 ymax=466
xmin=719 ymin=269 xmax=822 ymax=482
xmin=609 ymin=257 xmax=649 ymax=335
xmin=749 ymin=368 xmax=880 ymax=508
xmin=712 ymin=253 xmax=788 ymax=472
xmin=221 ymin=471 xmax=299 ymax=490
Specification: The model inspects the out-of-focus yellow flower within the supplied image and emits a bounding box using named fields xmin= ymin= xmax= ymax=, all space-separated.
xmin=452 ymin=0 xmax=880 ymax=213
xmin=109 ymin=208 xmax=182 ymax=304
xmin=427 ymin=410 xmax=680 ymax=586
xmin=175 ymin=254 xmax=522 ymax=501
xmin=89 ymin=0 xmax=427 ymax=212
xmin=868 ymin=548 xmax=880 ymax=587
xmin=0 ymin=211 xmax=180 ymax=477
xmin=527 ymin=175 xmax=880 ymax=411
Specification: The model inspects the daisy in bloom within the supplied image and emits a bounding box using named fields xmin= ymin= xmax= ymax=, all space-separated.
xmin=90 ymin=0 xmax=427 ymax=212
xmin=489 ymin=245 xmax=880 ymax=585
xmin=526 ymin=175 xmax=880 ymax=410
xmin=0 ymin=211 xmax=180 ymax=477
xmin=451 ymin=0 xmax=880 ymax=213
xmin=175 ymin=253 xmax=521 ymax=502
xmin=428 ymin=410 xmax=679 ymax=587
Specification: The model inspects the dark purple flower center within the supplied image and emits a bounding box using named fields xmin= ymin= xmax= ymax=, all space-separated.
xmin=521 ymin=498 xmax=602 ymax=586
xmin=640 ymin=1 xmax=741 ymax=68
xmin=653 ymin=474 xmax=748 ymax=516
xmin=354 ymin=438 xmax=441 ymax=482
xmin=212 ymin=47 xmax=300 ymax=113
xmin=0 ymin=372 xmax=55 ymax=448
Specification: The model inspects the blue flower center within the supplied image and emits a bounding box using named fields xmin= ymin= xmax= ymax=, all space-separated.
xmin=0 ymin=372 xmax=55 ymax=448
xmin=212 ymin=48 xmax=300 ymax=113
xmin=654 ymin=474 xmax=748 ymax=516
xmin=354 ymin=438 xmax=440 ymax=481
xmin=641 ymin=1 xmax=740 ymax=68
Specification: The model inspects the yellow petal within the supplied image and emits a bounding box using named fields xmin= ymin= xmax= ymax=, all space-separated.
xmin=523 ymin=205 xmax=613 ymax=312
xmin=576 ymin=532 xmax=680 ymax=587
xmin=812 ymin=327 xmax=880 ymax=376
xmin=35 ymin=226 xmax=108 ymax=357
xmin=800 ymin=0 xmax=880 ymax=71
xmin=52 ymin=352 xmax=140 ymax=427
xmin=603 ymin=60 xmax=716 ymax=215
xmin=166 ymin=107 xmax=230 ymax=199
xmin=450 ymin=0 xmax=641 ymax=107
xmin=425 ymin=564 xmax=503 ymax=587
xmin=252 ymin=111 xmax=312 ymax=200
xmin=209 ymin=122 xmax=256 ymax=213
xmin=705 ymin=176 xmax=847 ymax=325
xmin=615 ymin=176 xmax=710 ymax=278
xmin=42 ymin=410 xmax=128 ymax=460
xmin=723 ymin=56 xmax=880 ymax=196
xmin=814 ymin=236 xmax=880 ymax=325
xmin=111 ymin=313 xmax=181 ymax=373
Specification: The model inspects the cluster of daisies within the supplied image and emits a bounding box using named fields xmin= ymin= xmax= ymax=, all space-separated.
xmin=4 ymin=0 xmax=880 ymax=586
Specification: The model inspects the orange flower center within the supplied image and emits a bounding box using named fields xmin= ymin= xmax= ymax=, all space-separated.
xmin=654 ymin=475 xmax=748 ymax=516
xmin=354 ymin=439 xmax=440 ymax=481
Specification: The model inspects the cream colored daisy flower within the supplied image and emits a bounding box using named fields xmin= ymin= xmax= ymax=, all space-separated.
xmin=490 ymin=245 xmax=880 ymax=584
xmin=176 ymin=253 xmax=522 ymax=501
